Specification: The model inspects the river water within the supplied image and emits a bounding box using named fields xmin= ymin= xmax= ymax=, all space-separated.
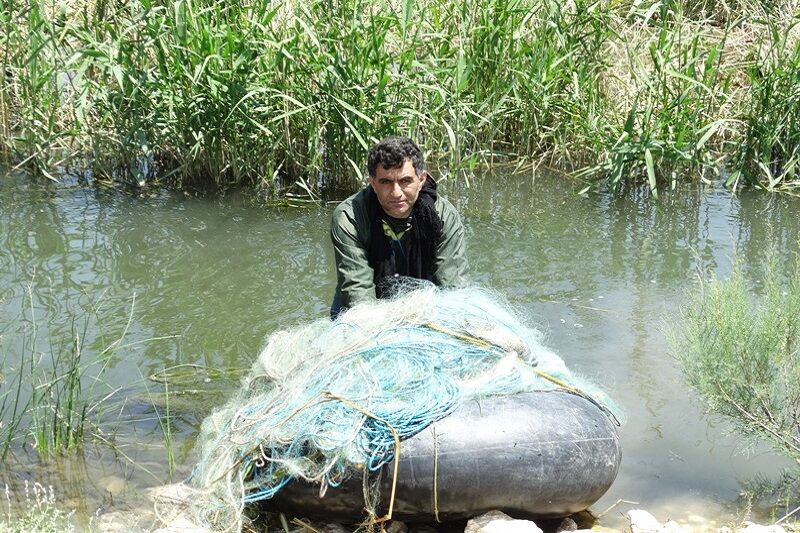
xmin=1 ymin=169 xmax=799 ymax=529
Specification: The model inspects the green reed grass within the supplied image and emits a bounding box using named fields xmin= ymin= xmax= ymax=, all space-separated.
xmin=1 ymin=296 xmax=98 ymax=456
xmin=728 ymin=17 xmax=800 ymax=191
xmin=28 ymin=317 xmax=94 ymax=453
xmin=577 ymin=2 xmax=734 ymax=196
xmin=2 ymin=0 xmax=799 ymax=194
xmin=140 ymin=374 xmax=176 ymax=479
xmin=0 ymin=289 xmax=139 ymax=457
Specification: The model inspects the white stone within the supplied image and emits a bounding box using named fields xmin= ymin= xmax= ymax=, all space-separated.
xmin=628 ymin=509 xmax=663 ymax=533
xmin=464 ymin=510 xmax=543 ymax=533
xmin=99 ymin=475 xmax=128 ymax=495
xmin=736 ymin=522 xmax=786 ymax=533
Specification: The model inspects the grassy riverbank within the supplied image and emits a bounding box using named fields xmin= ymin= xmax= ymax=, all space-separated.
xmin=1 ymin=0 xmax=799 ymax=194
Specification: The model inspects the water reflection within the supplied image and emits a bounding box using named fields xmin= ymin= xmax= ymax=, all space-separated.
xmin=1 ymin=170 xmax=800 ymax=526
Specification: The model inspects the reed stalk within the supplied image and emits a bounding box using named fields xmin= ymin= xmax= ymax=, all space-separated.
xmin=728 ymin=16 xmax=800 ymax=190
xmin=0 ymin=289 xmax=140 ymax=457
xmin=1 ymin=0 xmax=799 ymax=194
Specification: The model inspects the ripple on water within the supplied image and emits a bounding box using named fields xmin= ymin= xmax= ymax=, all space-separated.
xmin=3 ymin=172 xmax=800 ymax=523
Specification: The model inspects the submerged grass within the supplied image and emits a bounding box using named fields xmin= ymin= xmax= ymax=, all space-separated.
xmin=0 ymin=291 xmax=103 ymax=457
xmin=2 ymin=0 xmax=800 ymax=194
xmin=0 ymin=287 xmax=148 ymax=458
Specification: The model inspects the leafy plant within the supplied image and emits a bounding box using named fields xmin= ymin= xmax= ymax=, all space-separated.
xmin=1 ymin=0 xmax=799 ymax=195
xmin=670 ymin=253 xmax=800 ymax=465
xmin=728 ymin=16 xmax=800 ymax=191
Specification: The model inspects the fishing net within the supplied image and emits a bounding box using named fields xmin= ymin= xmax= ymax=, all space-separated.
xmin=155 ymin=284 xmax=621 ymax=532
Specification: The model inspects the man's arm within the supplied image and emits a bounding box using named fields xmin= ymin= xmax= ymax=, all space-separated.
xmin=434 ymin=197 xmax=468 ymax=286
xmin=331 ymin=202 xmax=377 ymax=308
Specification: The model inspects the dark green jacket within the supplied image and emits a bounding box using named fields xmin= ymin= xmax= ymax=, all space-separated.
xmin=331 ymin=187 xmax=468 ymax=308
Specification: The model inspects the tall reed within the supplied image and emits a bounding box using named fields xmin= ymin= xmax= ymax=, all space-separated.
xmin=728 ymin=17 xmax=800 ymax=190
xmin=0 ymin=2 xmax=88 ymax=177
xmin=2 ymin=0 xmax=799 ymax=194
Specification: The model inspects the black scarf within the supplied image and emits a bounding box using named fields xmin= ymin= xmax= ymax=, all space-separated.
xmin=366 ymin=176 xmax=443 ymax=298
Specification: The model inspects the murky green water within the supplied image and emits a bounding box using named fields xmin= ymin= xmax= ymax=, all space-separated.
xmin=2 ymin=170 xmax=799 ymax=528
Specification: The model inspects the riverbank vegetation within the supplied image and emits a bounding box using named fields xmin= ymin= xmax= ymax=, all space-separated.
xmin=0 ymin=288 xmax=139 ymax=458
xmin=0 ymin=482 xmax=76 ymax=533
xmin=670 ymin=253 xmax=800 ymax=486
xmin=1 ymin=0 xmax=799 ymax=194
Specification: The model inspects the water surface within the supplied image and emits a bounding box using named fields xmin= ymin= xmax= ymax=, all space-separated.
xmin=1 ymin=170 xmax=799 ymax=528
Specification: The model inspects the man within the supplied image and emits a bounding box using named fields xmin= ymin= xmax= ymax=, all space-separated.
xmin=330 ymin=136 xmax=467 ymax=317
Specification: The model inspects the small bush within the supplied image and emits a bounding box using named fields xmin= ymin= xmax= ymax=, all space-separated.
xmin=669 ymin=253 xmax=800 ymax=465
xmin=0 ymin=482 xmax=75 ymax=533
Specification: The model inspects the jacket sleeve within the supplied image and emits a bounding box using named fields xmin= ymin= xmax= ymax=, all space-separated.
xmin=434 ymin=197 xmax=468 ymax=287
xmin=331 ymin=203 xmax=377 ymax=308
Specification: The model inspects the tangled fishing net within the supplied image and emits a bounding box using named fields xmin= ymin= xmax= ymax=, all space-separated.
xmin=156 ymin=284 xmax=621 ymax=532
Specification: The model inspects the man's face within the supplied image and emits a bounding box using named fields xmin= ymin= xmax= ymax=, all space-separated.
xmin=369 ymin=159 xmax=427 ymax=219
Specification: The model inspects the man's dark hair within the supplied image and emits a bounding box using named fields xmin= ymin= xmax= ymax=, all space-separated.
xmin=367 ymin=137 xmax=424 ymax=177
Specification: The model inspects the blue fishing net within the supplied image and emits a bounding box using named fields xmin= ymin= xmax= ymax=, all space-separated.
xmin=186 ymin=284 xmax=621 ymax=529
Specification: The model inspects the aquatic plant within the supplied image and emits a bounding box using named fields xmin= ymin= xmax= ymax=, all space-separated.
xmin=669 ymin=253 xmax=800 ymax=467
xmin=578 ymin=1 xmax=734 ymax=196
xmin=728 ymin=16 xmax=800 ymax=191
xmin=2 ymin=0 xmax=800 ymax=194
xmin=0 ymin=2 xmax=88 ymax=178
xmin=0 ymin=288 xmax=137 ymax=457
xmin=140 ymin=375 xmax=176 ymax=480
xmin=0 ymin=298 xmax=95 ymax=456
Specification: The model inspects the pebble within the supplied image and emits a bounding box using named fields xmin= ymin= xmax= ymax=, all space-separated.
xmin=627 ymin=509 xmax=690 ymax=533
xmin=99 ymin=475 xmax=128 ymax=496
xmin=556 ymin=517 xmax=578 ymax=532
xmin=465 ymin=510 xmax=543 ymax=533
xmin=462 ymin=510 xmax=789 ymax=533
xmin=138 ymin=497 xmax=795 ymax=533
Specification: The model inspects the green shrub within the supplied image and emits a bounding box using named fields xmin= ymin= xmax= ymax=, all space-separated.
xmin=670 ymin=254 xmax=800 ymax=465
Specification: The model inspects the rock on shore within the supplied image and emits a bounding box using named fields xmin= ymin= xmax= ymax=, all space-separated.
xmin=143 ymin=490 xmax=793 ymax=533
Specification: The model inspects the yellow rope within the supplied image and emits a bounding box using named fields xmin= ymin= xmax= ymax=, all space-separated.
xmin=420 ymin=320 xmax=620 ymax=426
xmin=432 ymin=424 xmax=441 ymax=523
xmin=419 ymin=321 xmax=494 ymax=348
xmin=325 ymin=392 xmax=401 ymax=523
